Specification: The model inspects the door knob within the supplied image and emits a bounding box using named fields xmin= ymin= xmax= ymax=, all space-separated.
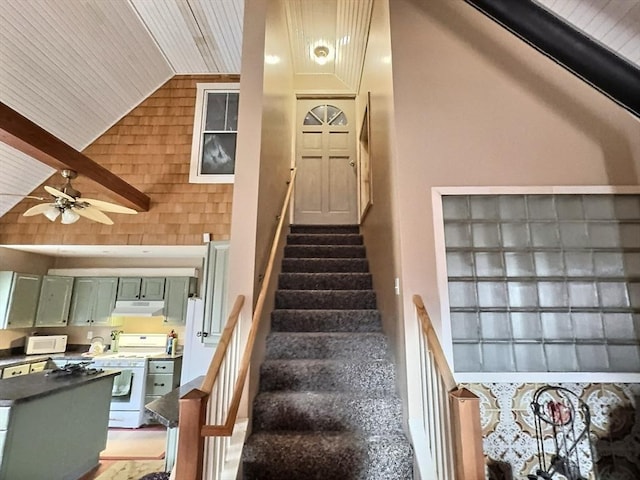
xmin=349 ymin=161 xmax=355 ymax=167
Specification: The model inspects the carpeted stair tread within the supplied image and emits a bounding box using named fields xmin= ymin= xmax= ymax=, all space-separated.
xmin=282 ymin=258 xmax=369 ymax=273
xmin=279 ymin=272 xmax=373 ymax=290
xmin=260 ymin=359 xmax=397 ymax=393
xmin=266 ymin=332 xmax=390 ymax=360
xmin=243 ymin=431 xmax=413 ymax=480
xmin=252 ymin=391 xmax=403 ymax=434
xmin=285 ymin=245 xmax=366 ymax=258
xmin=290 ymin=225 xmax=360 ymax=234
xmin=275 ymin=290 xmax=377 ymax=310
xmin=271 ymin=309 xmax=383 ymax=332
xmin=287 ymin=233 xmax=363 ymax=245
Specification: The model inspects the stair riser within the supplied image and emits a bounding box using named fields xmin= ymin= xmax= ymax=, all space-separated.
xmin=271 ymin=310 xmax=383 ymax=332
xmin=275 ymin=291 xmax=377 ymax=310
xmin=285 ymin=245 xmax=366 ymax=258
xmin=287 ymin=234 xmax=363 ymax=245
xmin=282 ymin=258 xmax=369 ymax=273
xmin=253 ymin=395 xmax=403 ymax=434
xmin=260 ymin=361 xmax=396 ymax=393
xmin=290 ymin=225 xmax=360 ymax=234
xmin=266 ymin=333 xmax=389 ymax=360
xmin=279 ymin=273 xmax=372 ymax=290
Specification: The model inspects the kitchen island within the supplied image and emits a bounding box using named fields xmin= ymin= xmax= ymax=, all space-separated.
xmin=0 ymin=368 xmax=118 ymax=480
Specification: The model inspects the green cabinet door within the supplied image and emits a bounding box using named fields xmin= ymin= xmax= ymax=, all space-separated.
xmin=92 ymin=278 xmax=119 ymax=325
xmin=0 ymin=272 xmax=42 ymax=329
xmin=35 ymin=276 xmax=74 ymax=327
xmin=202 ymin=242 xmax=229 ymax=344
xmin=117 ymin=277 xmax=142 ymax=300
xmin=163 ymin=277 xmax=197 ymax=325
xmin=141 ymin=277 xmax=165 ymax=300
xmin=69 ymin=277 xmax=118 ymax=326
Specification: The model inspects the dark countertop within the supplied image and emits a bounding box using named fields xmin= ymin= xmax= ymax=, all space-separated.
xmin=0 ymin=369 xmax=119 ymax=407
xmin=145 ymin=375 xmax=205 ymax=428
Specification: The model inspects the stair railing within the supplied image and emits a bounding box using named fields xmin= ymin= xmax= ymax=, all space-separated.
xmin=176 ymin=168 xmax=297 ymax=480
xmin=412 ymin=294 xmax=484 ymax=480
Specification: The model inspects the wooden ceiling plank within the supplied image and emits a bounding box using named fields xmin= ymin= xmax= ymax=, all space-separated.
xmin=0 ymin=101 xmax=150 ymax=212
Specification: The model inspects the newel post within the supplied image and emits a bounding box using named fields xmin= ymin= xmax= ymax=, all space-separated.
xmin=449 ymin=387 xmax=485 ymax=480
xmin=176 ymin=388 xmax=209 ymax=480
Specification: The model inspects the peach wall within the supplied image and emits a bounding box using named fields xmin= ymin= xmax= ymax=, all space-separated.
xmin=0 ymin=75 xmax=237 ymax=245
xmin=388 ymin=0 xmax=640 ymax=415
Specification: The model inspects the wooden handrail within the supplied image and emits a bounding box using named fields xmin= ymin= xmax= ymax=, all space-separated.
xmin=201 ymin=167 xmax=297 ymax=436
xmin=412 ymin=294 xmax=457 ymax=392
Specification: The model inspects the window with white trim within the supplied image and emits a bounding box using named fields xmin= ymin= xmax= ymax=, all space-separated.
xmin=189 ymin=83 xmax=239 ymax=183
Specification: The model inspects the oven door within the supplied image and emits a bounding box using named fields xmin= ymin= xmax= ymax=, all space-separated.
xmin=96 ymin=366 xmax=146 ymax=411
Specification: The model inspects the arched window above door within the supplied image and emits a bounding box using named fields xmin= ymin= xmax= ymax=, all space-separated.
xmin=303 ymin=104 xmax=348 ymax=126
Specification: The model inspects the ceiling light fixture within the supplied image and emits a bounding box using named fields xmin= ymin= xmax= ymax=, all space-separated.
xmin=312 ymin=45 xmax=331 ymax=65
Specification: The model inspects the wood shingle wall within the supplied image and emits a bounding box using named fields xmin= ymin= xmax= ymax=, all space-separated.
xmin=0 ymin=75 xmax=237 ymax=245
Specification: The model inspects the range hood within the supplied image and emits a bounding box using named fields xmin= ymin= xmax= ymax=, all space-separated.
xmin=111 ymin=300 xmax=165 ymax=317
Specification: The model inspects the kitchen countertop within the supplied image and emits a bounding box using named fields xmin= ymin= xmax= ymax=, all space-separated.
xmin=145 ymin=375 xmax=205 ymax=428
xmin=0 ymin=369 xmax=119 ymax=407
xmin=0 ymin=351 xmax=182 ymax=368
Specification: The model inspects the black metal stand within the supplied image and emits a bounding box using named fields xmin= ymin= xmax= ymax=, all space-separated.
xmin=527 ymin=385 xmax=596 ymax=480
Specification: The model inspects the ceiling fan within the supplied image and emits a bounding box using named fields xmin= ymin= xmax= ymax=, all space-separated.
xmin=12 ymin=169 xmax=137 ymax=225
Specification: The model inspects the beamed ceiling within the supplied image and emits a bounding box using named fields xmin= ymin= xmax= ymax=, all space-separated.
xmin=0 ymin=0 xmax=638 ymax=221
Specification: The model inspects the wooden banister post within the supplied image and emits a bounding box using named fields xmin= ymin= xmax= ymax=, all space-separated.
xmin=449 ymin=388 xmax=485 ymax=480
xmin=176 ymin=388 xmax=209 ymax=480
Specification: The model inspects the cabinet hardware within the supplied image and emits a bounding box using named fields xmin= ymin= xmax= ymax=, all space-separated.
xmin=154 ymin=383 xmax=165 ymax=387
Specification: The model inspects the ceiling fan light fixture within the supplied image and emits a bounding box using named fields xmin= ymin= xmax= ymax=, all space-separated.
xmin=43 ymin=206 xmax=60 ymax=222
xmin=61 ymin=208 xmax=80 ymax=224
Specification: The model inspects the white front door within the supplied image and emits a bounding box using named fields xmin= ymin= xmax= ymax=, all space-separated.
xmin=294 ymin=98 xmax=357 ymax=225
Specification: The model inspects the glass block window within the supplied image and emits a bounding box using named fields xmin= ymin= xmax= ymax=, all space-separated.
xmin=189 ymin=83 xmax=239 ymax=184
xmin=443 ymin=194 xmax=640 ymax=373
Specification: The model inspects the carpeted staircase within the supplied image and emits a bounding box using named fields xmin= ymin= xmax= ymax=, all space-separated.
xmin=242 ymin=225 xmax=413 ymax=480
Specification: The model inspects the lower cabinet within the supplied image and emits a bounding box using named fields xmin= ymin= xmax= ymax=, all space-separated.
xmin=145 ymin=358 xmax=182 ymax=421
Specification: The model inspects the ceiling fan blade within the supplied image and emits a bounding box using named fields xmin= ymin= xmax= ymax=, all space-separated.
xmin=0 ymin=193 xmax=47 ymax=200
xmin=77 ymin=198 xmax=137 ymax=214
xmin=23 ymin=203 xmax=54 ymax=216
xmin=44 ymin=185 xmax=75 ymax=201
xmin=74 ymin=206 xmax=114 ymax=225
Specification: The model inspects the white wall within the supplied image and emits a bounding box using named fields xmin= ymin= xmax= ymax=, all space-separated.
xmin=388 ymin=0 xmax=640 ymax=415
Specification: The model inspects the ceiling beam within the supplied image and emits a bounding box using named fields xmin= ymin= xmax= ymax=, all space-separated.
xmin=0 ymin=102 xmax=150 ymax=211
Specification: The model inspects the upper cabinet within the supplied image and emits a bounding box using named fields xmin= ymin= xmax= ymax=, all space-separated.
xmin=117 ymin=277 xmax=165 ymax=301
xmin=68 ymin=277 xmax=118 ymax=326
xmin=35 ymin=275 xmax=74 ymax=327
xmin=163 ymin=277 xmax=198 ymax=325
xmin=0 ymin=272 xmax=42 ymax=329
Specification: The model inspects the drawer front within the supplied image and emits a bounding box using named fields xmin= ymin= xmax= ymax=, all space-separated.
xmin=2 ymin=364 xmax=30 ymax=379
xmin=148 ymin=361 xmax=174 ymax=374
xmin=146 ymin=374 xmax=174 ymax=396
xmin=0 ymin=407 xmax=10 ymax=430
xmin=29 ymin=361 xmax=48 ymax=373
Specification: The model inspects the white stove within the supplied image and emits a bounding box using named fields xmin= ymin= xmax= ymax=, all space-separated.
xmin=92 ymin=334 xmax=167 ymax=428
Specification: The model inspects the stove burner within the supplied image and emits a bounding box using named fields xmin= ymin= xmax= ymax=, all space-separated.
xmin=46 ymin=361 xmax=103 ymax=378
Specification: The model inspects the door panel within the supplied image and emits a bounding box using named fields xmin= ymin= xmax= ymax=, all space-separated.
xmin=294 ymin=98 xmax=357 ymax=225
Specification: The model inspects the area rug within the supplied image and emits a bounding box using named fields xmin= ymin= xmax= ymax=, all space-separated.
xmin=96 ymin=460 xmax=165 ymax=480
xmin=100 ymin=428 xmax=166 ymax=460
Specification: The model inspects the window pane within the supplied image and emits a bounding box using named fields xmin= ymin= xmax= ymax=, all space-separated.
xmin=303 ymin=112 xmax=322 ymax=125
xmin=226 ymin=93 xmax=239 ymax=130
xmin=201 ymin=133 xmax=236 ymax=174
xmin=204 ymin=93 xmax=229 ymax=131
xmin=329 ymin=111 xmax=347 ymax=126
xmin=310 ymin=105 xmax=326 ymax=122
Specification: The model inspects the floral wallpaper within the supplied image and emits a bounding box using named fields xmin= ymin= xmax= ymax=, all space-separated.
xmin=462 ymin=382 xmax=640 ymax=479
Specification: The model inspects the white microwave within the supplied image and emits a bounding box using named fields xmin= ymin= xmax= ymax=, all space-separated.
xmin=25 ymin=335 xmax=68 ymax=355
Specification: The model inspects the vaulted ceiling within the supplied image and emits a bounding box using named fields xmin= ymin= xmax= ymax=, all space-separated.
xmin=1 ymin=0 xmax=639 ymax=222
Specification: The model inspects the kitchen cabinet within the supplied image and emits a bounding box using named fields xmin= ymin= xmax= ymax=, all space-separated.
xmin=68 ymin=277 xmax=118 ymax=326
xmin=144 ymin=358 xmax=182 ymax=418
xmin=201 ymin=241 xmax=229 ymax=344
xmin=1 ymin=364 xmax=30 ymax=379
xmin=28 ymin=361 xmax=48 ymax=373
xmin=34 ymin=275 xmax=74 ymax=327
xmin=117 ymin=277 xmax=165 ymax=301
xmin=0 ymin=272 xmax=42 ymax=329
xmin=163 ymin=277 xmax=197 ymax=325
